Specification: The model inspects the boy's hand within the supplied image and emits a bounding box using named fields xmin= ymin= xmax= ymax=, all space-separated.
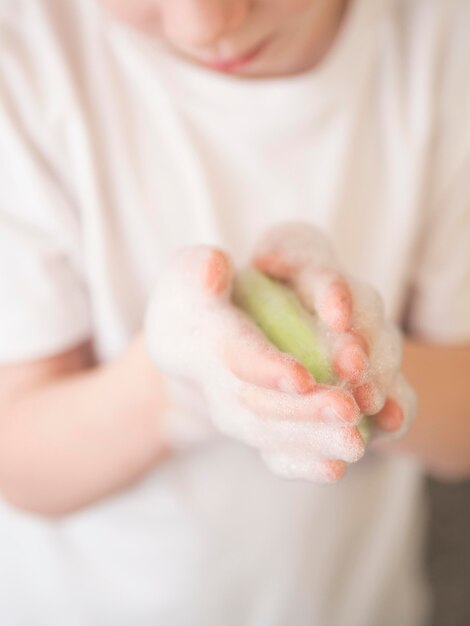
xmin=145 ymin=245 xmax=365 ymax=483
xmin=252 ymin=222 xmax=417 ymax=443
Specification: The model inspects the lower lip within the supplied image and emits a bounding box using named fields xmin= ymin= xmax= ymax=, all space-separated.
xmin=201 ymin=38 xmax=271 ymax=73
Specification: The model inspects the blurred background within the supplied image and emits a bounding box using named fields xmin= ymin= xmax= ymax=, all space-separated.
xmin=426 ymin=477 xmax=470 ymax=626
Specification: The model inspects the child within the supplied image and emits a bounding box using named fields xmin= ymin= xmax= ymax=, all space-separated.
xmin=0 ymin=0 xmax=469 ymax=624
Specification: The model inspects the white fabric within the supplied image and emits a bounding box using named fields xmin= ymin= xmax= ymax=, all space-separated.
xmin=0 ymin=0 xmax=469 ymax=623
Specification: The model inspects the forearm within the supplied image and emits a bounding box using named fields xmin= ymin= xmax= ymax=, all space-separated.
xmin=0 ymin=337 xmax=169 ymax=516
xmin=379 ymin=339 xmax=470 ymax=479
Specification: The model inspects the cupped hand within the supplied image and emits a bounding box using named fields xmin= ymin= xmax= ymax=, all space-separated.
xmin=252 ymin=221 xmax=417 ymax=444
xmin=145 ymin=244 xmax=366 ymax=483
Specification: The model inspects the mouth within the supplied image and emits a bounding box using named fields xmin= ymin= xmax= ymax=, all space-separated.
xmin=197 ymin=37 xmax=272 ymax=73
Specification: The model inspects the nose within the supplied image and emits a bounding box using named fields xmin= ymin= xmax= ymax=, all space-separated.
xmin=162 ymin=0 xmax=251 ymax=47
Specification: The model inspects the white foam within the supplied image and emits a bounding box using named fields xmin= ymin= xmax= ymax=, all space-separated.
xmin=145 ymin=225 xmax=416 ymax=480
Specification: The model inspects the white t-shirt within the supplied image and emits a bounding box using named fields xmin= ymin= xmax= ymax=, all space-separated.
xmin=0 ymin=0 xmax=469 ymax=624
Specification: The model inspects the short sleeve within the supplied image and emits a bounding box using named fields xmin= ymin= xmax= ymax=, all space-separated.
xmin=404 ymin=0 xmax=470 ymax=344
xmin=0 ymin=11 xmax=91 ymax=363
xmin=405 ymin=161 xmax=470 ymax=344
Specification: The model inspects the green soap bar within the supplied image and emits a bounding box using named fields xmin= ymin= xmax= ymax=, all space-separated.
xmin=357 ymin=418 xmax=372 ymax=444
xmin=234 ymin=268 xmax=371 ymax=444
xmin=233 ymin=268 xmax=335 ymax=385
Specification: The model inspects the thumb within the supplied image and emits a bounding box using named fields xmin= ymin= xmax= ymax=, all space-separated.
xmin=173 ymin=245 xmax=233 ymax=299
xmin=145 ymin=245 xmax=233 ymax=371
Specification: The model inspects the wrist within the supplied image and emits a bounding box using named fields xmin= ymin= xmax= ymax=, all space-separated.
xmin=110 ymin=334 xmax=171 ymax=462
xmin=127 ymin=333 xmax=216 ymax=454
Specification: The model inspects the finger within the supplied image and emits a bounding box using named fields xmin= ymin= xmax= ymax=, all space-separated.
xmin=146 ymin=246 xmax=233 ymax=372
xmin=372 ymin=373 xmax=418 ymax=441
xmin=253 ymin=221 xmax=336 ymax=278
xmin=372 ymin=397 xmax=404 ymax=432
xmin=353 ymin=381 xmax=386 ymax=415
xmin=261 ymin=451 xmax=347 ymax=483
xmin=332 ymin=332 xmax=369 ymax=384
xmin=297 ymin=267 xmax=353 ymax=332
xmin=254 ymin=255 xmax=353 ymax=334
xmin=226 ymin=346 xmax=317 ymax=395
xmin=352 ymin=324 xmax=402 ymax=413
xmin=255 ymin=421 xmax=366 ymax=463
xmin=238 ymin=383 xmax=360 ymax=425
xmin=348 ymin=278 xmax=384 ymax=344
xmin=215 ymin=307 xmax=316 ymax=394
xmin=203 ymin=249 xmax=233 ymax=295
xmin=173 ymin=245 xmax=233 ymax=298
xmin=212 ymin=394 xmax=365 ymax=463
xmin=348 ymin=330 xmax=370 ymax=355
xmin=252 ymin=223 xmax=352 ymax=331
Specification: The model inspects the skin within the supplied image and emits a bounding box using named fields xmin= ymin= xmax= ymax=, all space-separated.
xmin=380 ymin=342 xmax=470 ymax=479
xmin=98 ymin=0 xmax=350 ymax=78
xmin=0 ymin=338 xmax=169 ymax=515
xmin=0 ymin=0 xmax=468 ymax=516
xmin=1 ymin=248 xmax=469 ymax=516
